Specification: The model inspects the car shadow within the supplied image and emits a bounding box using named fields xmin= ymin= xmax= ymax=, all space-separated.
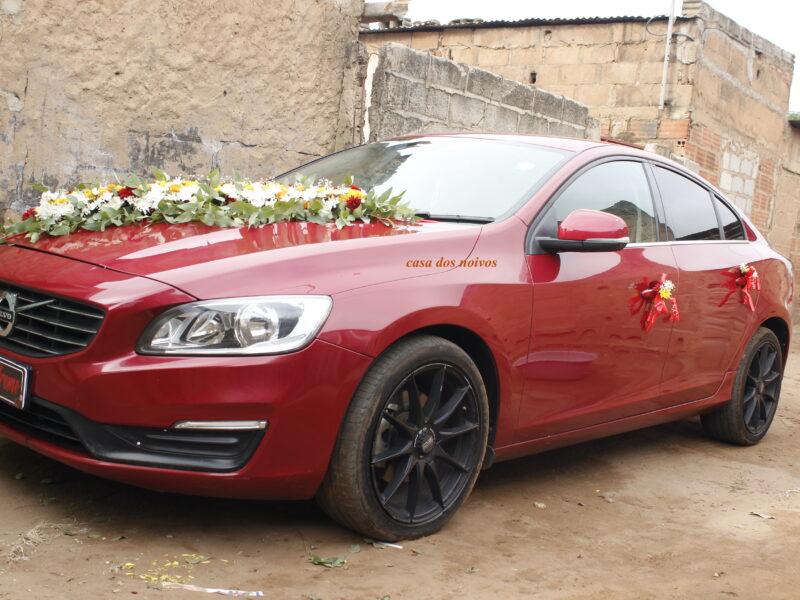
xmin=0 ymin=418 xmax=709 ymax=537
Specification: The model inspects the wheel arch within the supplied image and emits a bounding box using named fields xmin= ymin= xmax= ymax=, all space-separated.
xmin=760 ymin=317 xmax=790 ymax=369
xmin=389 ymin=324 xmax=501 ymax=451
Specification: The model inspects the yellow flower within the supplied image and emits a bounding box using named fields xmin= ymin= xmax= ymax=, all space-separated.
xmin=659 ymin=288 xmax=671 ymax=299
xmin=83 ymin=190 xmax=94 ymax=198
xmin=296 ymin=185 xmax=305 ymax=192
xmin=243 ymin=183 xmax=254 ymax=191
xmin=168 ymin=183 xmax=182 ymax=193
xmin=50 ymin=197 xmax=69 ymax=204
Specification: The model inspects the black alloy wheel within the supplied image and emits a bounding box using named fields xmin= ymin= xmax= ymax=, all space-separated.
xmin=317 ymin=335 xmax=489 ymax=540
xmin=741 ymin=339 xmax=781 ymax=436
xmin=370 ymin=363 xmax=482 ymax=525
xmin=702 ymin=327 xmax=783 ymax=445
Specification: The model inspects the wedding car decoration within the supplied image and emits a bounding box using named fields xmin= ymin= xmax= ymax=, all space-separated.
xmin=718 ymin=263 xmax=761 ymax=312
xmin=630 ymin=274 xmax=681 ymax=331
xmin=2 ymin=170 xmax=416 ymax=243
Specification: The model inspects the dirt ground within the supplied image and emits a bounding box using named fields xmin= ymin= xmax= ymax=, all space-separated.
xmin=2 ymin=340 xmax=800 ymax=600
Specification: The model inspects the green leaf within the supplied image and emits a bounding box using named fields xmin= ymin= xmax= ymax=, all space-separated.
xmin=343 ymin=174 xmax=353 ymax=186
xmin=28 ymin=183 xmax=50 ymax=192
xmin=125 ymin=174 xmax=144 ymax=188
xmin=308 ymin=555 xmax=347 ymax=568
xmin=152 ymin=167 xmax=169 ymax=183
xmin=49 ymin=223 xmax=71 ymax=236
xmin=208 ymin=168 xmax=220 ymax=189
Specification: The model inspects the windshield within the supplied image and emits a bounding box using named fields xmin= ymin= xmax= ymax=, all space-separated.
xmin=278 ymin=137 xmax=571 ymax=220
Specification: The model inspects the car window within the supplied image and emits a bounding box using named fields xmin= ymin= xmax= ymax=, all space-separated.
xmin=278 ymin=137 xmax=570 ymax=220
xmin=552 ymin=161 xmax=658 ymax=243
xmin=714 ymin=196 xmax=746 ymax=240
xmin=653 ymin=166 xmax=721 ymax=241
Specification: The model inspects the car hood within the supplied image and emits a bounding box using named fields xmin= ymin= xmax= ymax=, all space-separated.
xmin=5 ymin=221 xmax=482 ymax=299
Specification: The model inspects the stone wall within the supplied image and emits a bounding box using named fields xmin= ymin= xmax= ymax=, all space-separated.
xmin=360 ymin=17 xmax=696 ymax=147
xmin=0 ymin=0 xmax=364 ymax=219
xmin=365 ymin=43 xmax=599 ymax=142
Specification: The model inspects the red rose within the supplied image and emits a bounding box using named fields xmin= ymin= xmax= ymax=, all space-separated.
xmin=118 ymin=186 xmax=136 ymax=199
xmin=346 ymin=195 xmax=362 ymax=211
xmin=21 ymin=207 xmax=36 ymax=220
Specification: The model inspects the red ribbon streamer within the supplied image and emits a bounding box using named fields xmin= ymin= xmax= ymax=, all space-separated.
xmin=629 ymin=273 xmax=680 ymax=331
xmin=718 ymin=266 xmax=760 ymax=312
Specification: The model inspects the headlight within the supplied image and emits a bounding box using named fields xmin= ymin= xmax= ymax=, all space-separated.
xmin=136 ymin=296 xmax=332 ymax=355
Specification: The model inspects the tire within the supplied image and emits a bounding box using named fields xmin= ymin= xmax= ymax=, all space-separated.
xmin=317 ymin=335 xmax=490 ymax=540
xmin=701 ymin=327 xmax=783 ymax=445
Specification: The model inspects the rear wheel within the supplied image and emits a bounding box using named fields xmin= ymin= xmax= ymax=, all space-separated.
xmin=317 ymin=335 xmax=489 ymax=540
xmin=701 ymin=327 xmax=783 ymax=445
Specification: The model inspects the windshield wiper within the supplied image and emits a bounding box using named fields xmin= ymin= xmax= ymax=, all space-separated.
xmin=414 ymin=212 xmax=494 ymax=224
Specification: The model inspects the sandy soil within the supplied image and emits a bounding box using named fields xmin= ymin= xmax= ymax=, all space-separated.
xmin=2 ymin=340 xmax=800 ymax=600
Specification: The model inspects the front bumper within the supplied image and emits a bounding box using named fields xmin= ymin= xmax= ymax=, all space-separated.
xmin=0 ymin=338 xmax=372 ymax=499
xmin=0 ymin=245 xmax=373 ymax=499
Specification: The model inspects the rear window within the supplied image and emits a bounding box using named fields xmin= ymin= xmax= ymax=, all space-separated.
xmin=653 ymin=166 xmax=721 ymax=241
xmin=714 ymin=196 xmax=746 ymax=240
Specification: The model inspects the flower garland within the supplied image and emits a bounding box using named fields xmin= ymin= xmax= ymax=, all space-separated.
xmin=718 ymin=263 xmax=761 ymax=311
xmin=2 ymin=170 xmax=417 ymax=243
xmin=630 ymin=274 xmax=680 ymax=331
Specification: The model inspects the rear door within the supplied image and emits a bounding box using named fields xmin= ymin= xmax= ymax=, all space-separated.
xmin=650 ymin=164 xmax=760 ymax=405
xmin=518 ymin=159 xmax=679 ymax=440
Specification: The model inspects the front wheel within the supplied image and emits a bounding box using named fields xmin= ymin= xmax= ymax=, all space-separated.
xmin=317 ymin=335 xmax=489 ymax=540
xmin=701 ymin=327 xmax=783 ymax=445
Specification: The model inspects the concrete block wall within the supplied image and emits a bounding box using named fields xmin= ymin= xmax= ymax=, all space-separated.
xmin=365 ymin=43 xmax=599 ymax=142
xmin=0 ymin=0 xmax=365 ymax=220
xmin=361 ymin=18 xmax=695 ymax=150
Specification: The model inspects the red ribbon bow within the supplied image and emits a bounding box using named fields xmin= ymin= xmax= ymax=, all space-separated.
xmin=718 ymin=265 xmax=760 ymax=311
xmin=629 ymin=273 xmax=680 ymax=332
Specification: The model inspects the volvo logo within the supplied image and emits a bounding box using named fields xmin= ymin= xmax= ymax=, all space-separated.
xmin=0 ymin=291 xmax=55 ymax=338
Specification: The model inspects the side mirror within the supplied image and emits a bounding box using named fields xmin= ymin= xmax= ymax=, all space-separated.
xmin=537 ymin=209 xmax=629 ymax=253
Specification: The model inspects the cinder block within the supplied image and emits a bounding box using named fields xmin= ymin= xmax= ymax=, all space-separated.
xmin=378 ymin=111 xmax=425 ymax=138
xmin=484 ymin=104 xmax=520 ymax=133
xmin=615 ymin=42 xmax=657 ymax=63
xmin=494 ymin=78 xmax=535 ymax=110
xmin=473 ymin=27 xmax=510 ymax=47
xmin=549 ymin=121 xmax=583 ymax=138
xmin=559 ymin=63 xmax=598 ymax=86
xmin=533 ymin=88 xmax=564 ymax=120
xmin=379 ymin=73 xmax=413 ymax=110
xmin=441 ymin=29 xmax=474 ymax=46
xmin=406 ymin=84 xmax=450 ymax=122
xmin=562 ymin=99 xmax=589 ymax=126
xmin=411 ymin=31 xmax=441 ymax=51
xmin=543 ymin=45 xmax=582 ymax=65
xmin=476 ymin=47 xmax=511 ymax=67
xmin=381 ymin=44 xmax=430 ymax=82
xmin=429 ymin=54 xmax=468 ymax=91
xmin=573 ymin=84 xmax=612 ymax=107
xmin=518 ymin=113 xmax=551 ymax=135
xmin=580 ymin=43 xmax=616 ymax=64
xmin=601 ymin=62 xmax=639 ymax=84
xmin=509 ymin=47 xmax=542 ymax=66
xmin=466 ymin=67 xmax=505 ymax=100
xmin=449 ymin=94 xmax=487 ymax=128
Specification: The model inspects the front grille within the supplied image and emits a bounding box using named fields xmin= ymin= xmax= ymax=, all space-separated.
xmin=0 ymin=281 xmax=105 ymax=358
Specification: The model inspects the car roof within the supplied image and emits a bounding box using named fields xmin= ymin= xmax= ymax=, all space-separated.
xmin=390 ymin=132 xmax=607 ymax=153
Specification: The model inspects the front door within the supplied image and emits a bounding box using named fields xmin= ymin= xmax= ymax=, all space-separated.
xmin=517 ymin=159 xmax=678 ymax=440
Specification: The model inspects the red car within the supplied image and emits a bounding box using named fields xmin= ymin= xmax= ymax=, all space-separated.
xmin=0 ymin=135 xmax=792 ymax=540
